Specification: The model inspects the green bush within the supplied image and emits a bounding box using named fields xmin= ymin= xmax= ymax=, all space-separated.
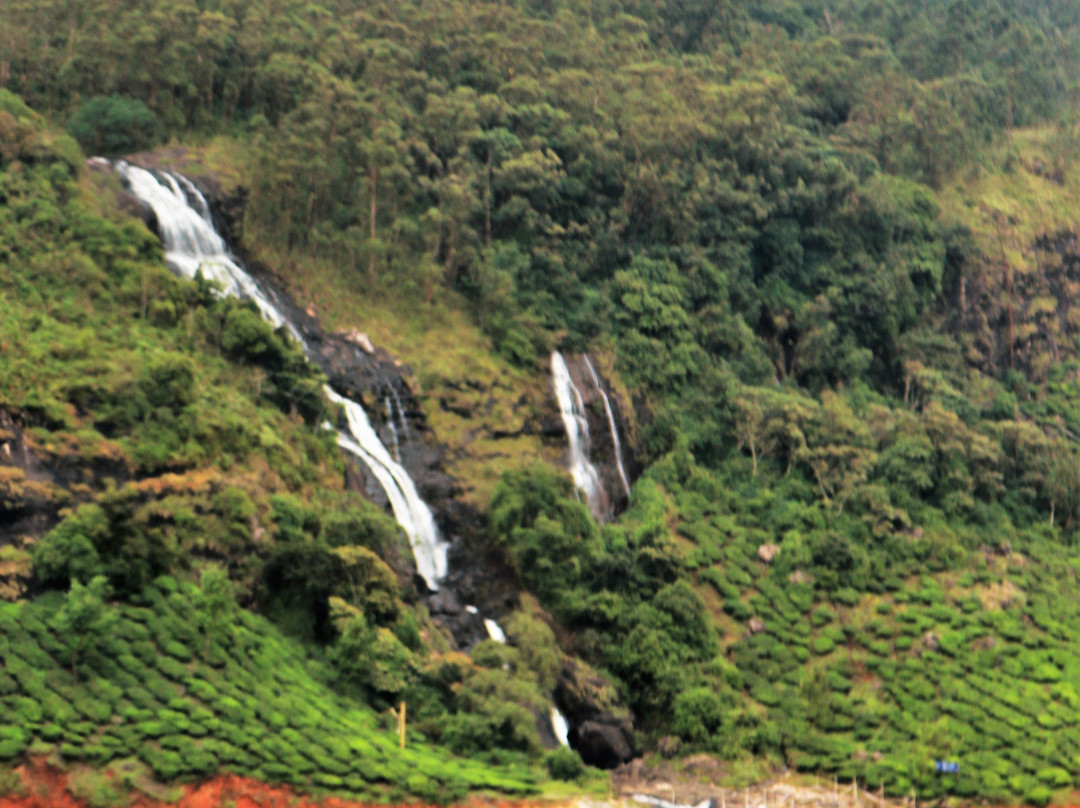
xmin=544 ymin=747 xmax=585 ymax=781
xmin=67 ymin=95 xmax=158 ymax=155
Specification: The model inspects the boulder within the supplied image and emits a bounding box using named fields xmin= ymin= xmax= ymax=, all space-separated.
xmin=576 ymin=720 xmax=634 ymax=769
xmin=341 ymin=329 xmax=375 ymax=354
xmin=556 ymin=657 xmax=636 ymax=769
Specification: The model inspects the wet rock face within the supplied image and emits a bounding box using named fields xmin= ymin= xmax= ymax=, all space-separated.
xmin=556 ymin=657 xmax=637 ymax=768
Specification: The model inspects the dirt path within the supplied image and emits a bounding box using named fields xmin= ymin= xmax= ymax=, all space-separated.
xmin=613 ymin=759 xmax=908 ymax=808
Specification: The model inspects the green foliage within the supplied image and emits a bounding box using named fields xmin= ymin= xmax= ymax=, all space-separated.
xmin=544 ymin=747 xmax=585 ymax=781
xmin=67 ymin=95 xmax=158 ymax=155
xmin=0 ymin=584 xmax=538 ymax=798
xmin=50 ymin=576 xmax=116 ymax=681
xmin=5 ymin=0 xmax=1080 ymax=800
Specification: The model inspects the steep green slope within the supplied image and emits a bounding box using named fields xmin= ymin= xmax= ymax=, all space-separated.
xmin=6 ymin=0 xmax=1080 ymax=803
xmin=0 ymin=91 xmax=581 ymax=799
xmin=0 ymin=577 xmax=537 ymax=801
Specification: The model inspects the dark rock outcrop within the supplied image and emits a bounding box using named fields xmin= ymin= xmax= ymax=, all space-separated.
xmin=555 ymin=657 xmax=636 ymax=768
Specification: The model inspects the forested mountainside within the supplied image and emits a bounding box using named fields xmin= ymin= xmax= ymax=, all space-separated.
xmin=6 ymin=0 xmax=1080 ymax=804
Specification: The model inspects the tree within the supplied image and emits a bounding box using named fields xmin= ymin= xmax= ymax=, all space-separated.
xmin=194 ymin=565 xmax=235 ymax=661
xmin=51 ymin=576 xmax=115 ymax=681
xmin=66 ymin=95 xmax=158 ymax=155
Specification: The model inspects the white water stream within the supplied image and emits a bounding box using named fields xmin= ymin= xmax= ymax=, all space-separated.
xmin=118 ymin=162 xmax=448 ymax=590
xmin=551 ymin=706 xmax=570 ymax=747
xmin=325 ymin=388 xmax=448 ymax=590
xmin=551 ymin=351 xmax=604 ymax=516
xmin=483 ymin=618 xmax=507 ymax=644
xmin=583 ymin=355 xmax=631 ymax=499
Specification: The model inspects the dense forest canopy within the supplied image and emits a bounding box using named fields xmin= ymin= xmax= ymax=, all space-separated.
xmin=6 ymin=0 xmax=1080 ymax=804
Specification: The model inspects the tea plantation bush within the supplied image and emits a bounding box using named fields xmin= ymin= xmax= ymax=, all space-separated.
xmin=0 ymin=580 xmax=539 ymax=800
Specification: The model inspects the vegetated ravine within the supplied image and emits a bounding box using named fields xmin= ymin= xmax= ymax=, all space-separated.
xmin=113 ymin=159 xmax=607 ymax=751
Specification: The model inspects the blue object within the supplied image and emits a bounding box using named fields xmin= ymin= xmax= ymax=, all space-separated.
xmin=934 ymin=761 xmax=959 ymax=774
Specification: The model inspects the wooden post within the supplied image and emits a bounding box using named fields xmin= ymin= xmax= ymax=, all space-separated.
xmin=399 ymin=700 xmax=406 ymax=749
xmin=853 ymin=778 xmax=858 ymax=805
xmin=834 ymin=777 xmax=839 ymax=808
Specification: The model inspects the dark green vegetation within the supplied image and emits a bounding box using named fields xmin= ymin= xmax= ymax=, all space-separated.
xmin=6 ymin=0 xmax=1080 ymax=803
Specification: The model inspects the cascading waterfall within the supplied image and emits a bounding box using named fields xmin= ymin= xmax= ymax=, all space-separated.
xmin=583 ymin=355 xmax=631 ymax=500
xmin=325 ymin=388 xmax=448 ymax=590
xmin=116 ymin=162 xmax=299 ymax=340
xmin=117 ymin=162 xmax=448 ymax=591
xmin=483 ymin=617 xmax=567 ymax=746
xmin=483 ymin=618 xmax=507 ymax=644
xmin=551 ymin=351 xmax=604 ymax=516
xmin=550 ymin=707 xmax=570 ymax=747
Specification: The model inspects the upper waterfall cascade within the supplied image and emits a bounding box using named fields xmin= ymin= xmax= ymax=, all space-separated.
xmin=116 ymin=162 xmax=298 ymax=339
xmin=551 ymin=351 xmax=604 ymax=516
xmin=117 ymin=162 xmax=448 ymax=591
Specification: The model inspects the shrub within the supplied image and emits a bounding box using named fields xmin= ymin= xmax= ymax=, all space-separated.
xmin=832 ymin=588 xmax=858 ymax=606
xmin=544 ymin=747 xmax=585 ymax=781
xmin=67 ymin=95 xmax=158 ymax=156
xmin=138 ymin=746 xmax=184 ymax=780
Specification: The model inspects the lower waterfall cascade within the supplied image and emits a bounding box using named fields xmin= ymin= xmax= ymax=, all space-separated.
xmin=116 ymin=161 xmax=448 ymax=591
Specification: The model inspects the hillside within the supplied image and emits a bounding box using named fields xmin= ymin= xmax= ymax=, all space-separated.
xmin=5 ymin=0 xmax=1080 ymax=805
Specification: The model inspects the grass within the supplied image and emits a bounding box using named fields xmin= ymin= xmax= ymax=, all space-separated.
xmin=940 ymin=127 xmax=1080 ymax=248
xmin=0 ymin=577 xmax=540 ymax=802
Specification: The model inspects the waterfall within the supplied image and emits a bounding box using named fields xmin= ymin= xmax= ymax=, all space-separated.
xmin=326 ymin=388 xmax=448 ymax=590
xmin=481 ymin=614 xmax=571 ymax=749
xmin=483 ymin=618 xmax=507 ymax=644
xmin=116 ymin=162 xmax=299 ymax=340
xmin=583 ymin=356 xmax=631 ymax=499
xmin=551 ymin=351 xmax=603 ymax=516
xmin=480 ymin=613 xmax=570 ymax=748
xmin=551 ymin=706 xmax=570 ymax=747
xmin=118 ymin=162 xmax=448 ymax=591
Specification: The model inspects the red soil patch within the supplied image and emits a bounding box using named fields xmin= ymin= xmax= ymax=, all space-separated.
xmin=0 ymin=758 xmax=544 ymax=808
